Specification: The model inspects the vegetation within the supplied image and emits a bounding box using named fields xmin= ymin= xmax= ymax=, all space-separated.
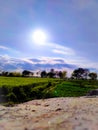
xmin=0 ymin=77 xmax=61 ymax=104
xmin=0 ymin=67 xmax=98 ymax=105
xmin=52 ymin=80 xmax=98 ymax=97
xmin=71 ymin=68 xmax=89 ymax=79
xmin=88 ymin=72 xmax=97 ymax=80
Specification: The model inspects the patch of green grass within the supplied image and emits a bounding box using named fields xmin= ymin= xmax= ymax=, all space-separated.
xmin=0 ymin=76 xmax=60 ymax=87
xmin=52 ymin=81 xmax=98 ymax=97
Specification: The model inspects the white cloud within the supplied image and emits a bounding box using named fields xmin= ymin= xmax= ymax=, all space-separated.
xmin=53 ymin=49 xmax=74 ymax=55
xmin=62 ymin=55 xmax=98 ymax=71
xmin=22 ymin=58 xmax=36 ymax=64
xmin=39 ymin=56 xmax=68 ymax=65
xmin=54 ymin=44 xmax=75 ymax=55
xmin=39 ymin=55 xmax=98 ymax=72
xmin=46 ymin=42 xmax=75 ymax=56
xmin=0 ymin=45 xmax=25 ymax=59
xmin=1 ymin=54 xmax=10 ymax=59
xmin=0 ymin=45 xmax=10 ymax=50
xmin=53 ymin=49 xmax=65 ymax=55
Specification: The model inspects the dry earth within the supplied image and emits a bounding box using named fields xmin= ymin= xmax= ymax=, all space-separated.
xmin=0 ymin=97 xmax=98 ymax=130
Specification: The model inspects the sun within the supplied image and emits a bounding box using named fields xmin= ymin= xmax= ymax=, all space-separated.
xmin=32 ymin=29 xmax=47 ymax=45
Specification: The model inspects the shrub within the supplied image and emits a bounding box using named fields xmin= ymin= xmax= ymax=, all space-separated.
xmin=7 ymin=92 xmax=17 ymax=102
xmin=0 ymin=86 xmax=9 ymax=95
xmin=12 ymin=87 xmax=27 ymax=102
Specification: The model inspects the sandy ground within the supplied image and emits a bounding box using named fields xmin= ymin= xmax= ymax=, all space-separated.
xmin=0 ymin=97 xmax=98 ymax=130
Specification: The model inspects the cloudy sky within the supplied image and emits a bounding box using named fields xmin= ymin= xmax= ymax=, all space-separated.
xmin=0 ymin=0 xmax=98 ymax=70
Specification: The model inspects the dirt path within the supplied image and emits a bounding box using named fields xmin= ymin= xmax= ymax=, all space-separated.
xmin=0 ymin=97 xmax=98 ymax=130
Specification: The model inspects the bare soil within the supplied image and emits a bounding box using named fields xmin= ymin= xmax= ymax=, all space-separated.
xmin=0 ymin=97 xmax=98 ymax=130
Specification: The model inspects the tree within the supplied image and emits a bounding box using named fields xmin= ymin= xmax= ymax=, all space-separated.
xmin=36 ymin=71 xmax=41 ymax=76
xmin=8 ymin=72 xmax=13 ymax=77
xmin=41 ymin=70 xmax=47 ymax=78
xmin=72 ymin=68 xmax=89 ymax=79
xmin=22 ymin=70 xmax=33 ymax=77
xmin=83 ymin=69 xmax=89 ymax=79
xmin=62 ymin=70 xmax=67 ymax=79
xmin=58 ymin=71 xmax=63 ymax=79
xmin=56 ymin=70 xmax=67 ymax=79
xmin=2 ymin=71 xmax=9 ymax=76
xmin=8 ymin=72 xmax=22 ymax=77
xmin=47 ymin=69 xmax=56 ymax=78
xmin=50 ymin=69 xmax=54 ymax=73
xmin=88 ymin=72 xmax=97 ymax=80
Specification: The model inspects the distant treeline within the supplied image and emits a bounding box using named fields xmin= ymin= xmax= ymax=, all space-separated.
xmin=0 ymin=68 xmax=97 ymax=80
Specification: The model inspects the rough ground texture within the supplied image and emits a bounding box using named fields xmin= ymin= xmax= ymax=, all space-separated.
xmin=0 ymin=97 xmax=98 ymax=130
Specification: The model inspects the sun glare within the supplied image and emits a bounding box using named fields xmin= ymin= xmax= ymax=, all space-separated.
xmin=32 ymin=29 xmax=47 ymax=45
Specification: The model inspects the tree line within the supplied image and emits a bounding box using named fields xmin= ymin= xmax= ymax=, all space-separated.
xmin=72 ymin=68 xmax=97 ymax=80
xmin=0 ymin=68 xmax=97 ymax=80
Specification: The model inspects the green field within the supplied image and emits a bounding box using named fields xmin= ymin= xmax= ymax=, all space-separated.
xmin=0 ymin=76 xmax=61 ymax=105
xmin=53 ymin=80 xmax=98 ymax=97
xmin=0 ymin=76 xmax=98 ymax=105
xmin=0 ymin=76 xmax=60 ymax=87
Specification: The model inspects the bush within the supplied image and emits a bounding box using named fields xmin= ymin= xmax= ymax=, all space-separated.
xmin=23 ymin=85 xmax=32 ymax=99
xmin=42 ymin=90 xmax=53 ymax=98
xmin=0 ymin=86 xmax=9 ymax=95
xmin=12 ymin=87 xmax=27 ymax=102
xmin=7 ymin=92 xmax=17 ymax=102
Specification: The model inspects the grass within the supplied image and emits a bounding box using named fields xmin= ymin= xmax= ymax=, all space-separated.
xmin=0 ymin=76 xmax=98 ymax=105
xmin=52 ymin=81 xmax=97 ymax=97
xmin=0 ymin=76 xmax=60 ymax=87
xmin=0 ymin=76 xmax=61 ymax=104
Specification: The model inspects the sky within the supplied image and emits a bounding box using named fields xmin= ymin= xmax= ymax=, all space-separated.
xmin=0 ymin=0 xmax=98 ymax=70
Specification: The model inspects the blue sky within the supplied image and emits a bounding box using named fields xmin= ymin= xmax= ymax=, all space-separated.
xmin=0 ymin=0 xmax=98 ymax=70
